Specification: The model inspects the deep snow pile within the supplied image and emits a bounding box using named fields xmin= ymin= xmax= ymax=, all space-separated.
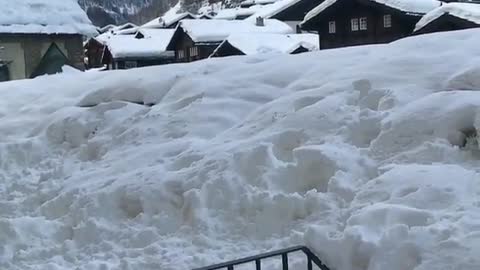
xmin=1 ymin=29 xmax=480 ymax=270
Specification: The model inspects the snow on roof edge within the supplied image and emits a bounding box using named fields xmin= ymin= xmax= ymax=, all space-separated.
xmin=302 ymin=0 xmax=441 ymax=25
xmin=414 ymin=2 xmax=480 ymax=32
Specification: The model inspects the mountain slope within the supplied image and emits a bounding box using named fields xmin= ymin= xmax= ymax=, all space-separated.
xmin=78 ymin=0 xmax=176 ymax=26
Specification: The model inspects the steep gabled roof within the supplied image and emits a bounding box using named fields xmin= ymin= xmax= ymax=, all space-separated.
xmin=168 ymin=19 xmax=294 ymax=46
xmin=215 ymin=6 xmax=266 ymax=20
xmin=213 ymin=33 xmax=319 ymax=56
xmin=302 ymin=0 xmax=441 ymax=25
xmin=0 ymin=0 xmax=96 ymax=35
xmin=414 ymin=2 xmax=480 ymax=32
xmin=102 ymin=29 xmax=175 ymax=59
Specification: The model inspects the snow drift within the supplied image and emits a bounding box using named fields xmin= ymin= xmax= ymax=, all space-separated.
xmin=1 ymin=29 xmax=480 ymax=270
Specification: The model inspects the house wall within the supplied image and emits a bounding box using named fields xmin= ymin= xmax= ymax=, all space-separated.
xmin=302 ymin=0 xmax=419 ymax=49
xmin=172 ymin=30 xmax=219 ymax=62
xmin=0 ymin=34 xmax=84 ymax=80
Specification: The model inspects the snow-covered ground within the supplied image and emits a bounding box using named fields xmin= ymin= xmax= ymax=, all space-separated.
xmin=1 ymin=29 xmax=480 ymax=270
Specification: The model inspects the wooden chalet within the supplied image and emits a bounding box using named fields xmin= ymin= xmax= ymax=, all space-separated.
xmin=166 ymin=18 xmax=294 ymax=62
xmin=300 ymin=0 xmax=441 ymax=49
xmin=414 ymin=2 xmax=480 ymax=35
xmin=98 ymin=29 xmax=175 ymax=70
xmin=211 ymin=33 xmax=318 ymax=57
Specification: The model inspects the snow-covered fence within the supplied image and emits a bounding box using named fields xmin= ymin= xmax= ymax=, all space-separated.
xmin=192 ymin=246 xmax=330 ymax=270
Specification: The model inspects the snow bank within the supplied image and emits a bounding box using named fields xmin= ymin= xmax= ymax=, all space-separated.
xmin=415 ymin=2 xmax=480 ymax=32
xmin=0 ymin=0 xmax=96 ymax=35
xmin=1 ymin=28 xmax=480 ymax=270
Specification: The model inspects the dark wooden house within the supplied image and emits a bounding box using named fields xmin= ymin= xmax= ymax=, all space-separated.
xmin=99 ymin=29 xmax=175 ymax=70
xmin=166 ymin=18 xmax=294 ymax=62
xmin=300 ymin=0 xmax=441 ymax=49
xmin=414 ymin=2 xmax=480 ymax=35
xmin=211 ymin=33 xmax=318 ymax=57
xmin=84 ymin=37 xmax=106 ymax=69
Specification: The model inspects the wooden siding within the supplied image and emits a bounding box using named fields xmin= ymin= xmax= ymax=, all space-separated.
xmin=168 ymin=28 xmax=221 ymax=62
xmin=0 ymin=33 xmax=84 ymax=80
xmin=302 ymin=0 xmax=420 ymax=49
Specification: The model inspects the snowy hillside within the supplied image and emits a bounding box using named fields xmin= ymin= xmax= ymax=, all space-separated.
xmin=1 ymin=29 xmax=480 ymax=270
xmin=78 ymin=0 xmax=174 ymax=26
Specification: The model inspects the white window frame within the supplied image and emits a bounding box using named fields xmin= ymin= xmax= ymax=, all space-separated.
xmin=351 ymin=18 xmax=359 ymax=31
xmin=383 ymin=14 xmax=392 ymax=28
xmin=359 ymin=17 xmax=367 ymax=30
xmin=189 ymin=46 xmax=198 ymax=57
xmin=177 ymin=49 xmax=185 ymax=59
xmin=328 ymin=21 xmax=336 ymax=34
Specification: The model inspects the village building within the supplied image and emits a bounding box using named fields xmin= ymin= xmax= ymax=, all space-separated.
xmin=300 ymin=0 xmax=441 ymax=49
xmin=214 ymin=6 xmax=266 ymax=20
xmin=211 ymin=33 xmax=319 ymax=57
xmin=248 ymin=0 xmax=326 ymax=31
xmin=414 ymin=2 xmax=480 ymax=35
xmin=142 ymin=12 xmax=196 ymax=29
xmin=166 ymin=18 xmax=294 ymax=62
xmin=88 ymin=28 xmax=175 ymax=70
xmin=0 ymin=0 xmax=95 ymax=81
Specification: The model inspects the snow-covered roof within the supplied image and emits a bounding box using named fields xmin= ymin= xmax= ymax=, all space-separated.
xmin=176 ymin=19 xmax=294 ymax=43
xmin=214 ymin=6 xmax=266 ymax=20
xmin=142 ymin=3 xmax=195 ymax=28
xmin=99 ymin=24 xmax=116 ymax=33
xmin=103 ymin=31 xmax=175 ymax=59
xmin=241 ymin=0 xmax=278 ymax=6
xmin=0 ymin=0 xmax=96 ymax=35
xmin=246 ymin=0 xmax=303 ymax=20
xmin=303 ymin=0 xmax=441 ymax=25
xmin=414 ymin=3 xmax=480 ymax=32
xmin=142 ymin=13 xmax=195 ymax=28
xmin=214 ymin=33 xmax=319 ymax=55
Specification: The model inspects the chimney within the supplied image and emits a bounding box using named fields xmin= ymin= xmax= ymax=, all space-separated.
xmin=256 ymin=16 xmax=265 ymax=27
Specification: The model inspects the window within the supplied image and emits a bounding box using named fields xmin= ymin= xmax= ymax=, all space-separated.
xmin=125 ymin=61 xmax=137 ymax=69
xmin=328 ymin=21 xmax=336 ymax=33
xmin=359 ymin=17 xmax=367 ymax=30
xmin=189 ymin=46 xmax=198 ymax=57
xmin=177 ymin=49 xmax=185 ymax=59
xmin=351 ymin=18 xmax=359 ymax=31
xmin=383 ymin=14 xmax=392 ymax=28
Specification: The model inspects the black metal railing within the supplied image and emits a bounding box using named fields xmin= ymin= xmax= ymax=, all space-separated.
xmin=192 ymin=246 xmax=330 ymax=270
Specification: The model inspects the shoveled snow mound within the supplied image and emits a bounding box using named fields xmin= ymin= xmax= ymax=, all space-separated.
xmin=1 ymin=29 xmax=480 ymax=270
